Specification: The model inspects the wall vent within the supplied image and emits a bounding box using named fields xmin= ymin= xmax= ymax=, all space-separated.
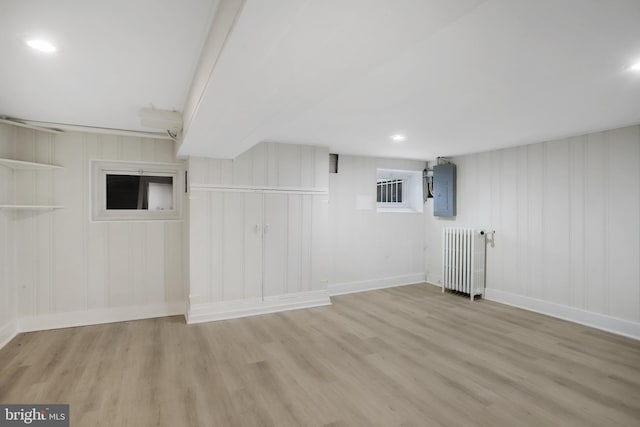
xmin=329 ymin=153 xmax=339 ymax=173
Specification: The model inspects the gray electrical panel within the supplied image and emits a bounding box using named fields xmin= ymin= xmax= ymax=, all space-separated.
xmin=433 ymin=163 xmax=456 ymax=217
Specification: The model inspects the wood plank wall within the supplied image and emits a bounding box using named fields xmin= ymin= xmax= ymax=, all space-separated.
xmin=7 ymin=129 xmax=186 ymax=329
xmin=425 ymin=124 xmax=640 ymax=324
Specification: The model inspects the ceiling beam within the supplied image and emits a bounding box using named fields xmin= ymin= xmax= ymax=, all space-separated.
xmin=180 ymin=0 xmax=246 ymax=150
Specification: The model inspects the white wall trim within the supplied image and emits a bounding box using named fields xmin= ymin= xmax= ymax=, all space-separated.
xmin=425 ymin=280 xmax=442 ymax=289
xmin=17 ymin=302 xmax=185 ymax=333
xmin=187 ymin=290 xmax=331 ymax=324
xmin=0 ymin=320 xmax=18 ymax=350
xmin=485 ymin=288 xmax=640 ymax=341
xmin=328 ymin=273 xmax=425 ymax=296
xmin=190 ymin=183 xmax=329 ymax=195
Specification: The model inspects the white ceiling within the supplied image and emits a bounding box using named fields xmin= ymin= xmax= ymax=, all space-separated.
xmin=2 ymin=1 xmax=640 ymax=160
xmin=0 ymin=0 xmax=218 ymax=131
xmin=180 ymin=0 xmax=640 ymax=160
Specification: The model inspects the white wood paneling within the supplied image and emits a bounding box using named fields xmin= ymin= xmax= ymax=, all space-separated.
xmin=188 ymin=190 xmax=211 ymax=305
xmin=208 ymin=192 xmax=224 ymax=302
xmin=243 ymin=193 xmax=263 ymax=300
xmin=606 ymin=126 xmax=640 ymax=321
xmin=286 ymin=195 xmax=303 ymax=294
xmin=277 ymin=144 xmax=301 ymax=187
xmin=9 ymin=129 xmax=187 ymax=326
xmin=189 ymin=189 xmax=330 ymax=304
xmin=425 ymin=124 xmax=640 ymax=332
xmin=299 ymin=146 xmax=315 ymax=188
xmin=543 ymin=140 xmax=570 ymax=306
xmin=0 ymin=126 xmax=185 ymax=344
xmin=251 ymin=142 xmax=267 ymax=185
xmin=190 ymin=141 xmax=329 ymax=189
xmin=0 ymin=124 xmax=17 ymax=346
xmin=526 ymin=143 xmax=544 ymax=300
xmin=499 ymin=148 xmax=518 ymax=297
xmin=300 ymin=195 xmax=313 ymax=293
xmin=53 ymin=132 xmax=86 ymax=313
xmin=187 ymin=142 xmax=331 ymax=318
xmin=263 ymin=193 xmax=288 ymax=297
xmin=516 ymin=145 xmax=529 ymax=297
xmin=568 ymin=135 xmax=586 ymax=308
xmin=222 ymin=192 xmax=245 ymax=301
xmin=584 ymin=131 xmax=607 ymax=314
xmin=311 ymin=194 xmax=329 ymax=291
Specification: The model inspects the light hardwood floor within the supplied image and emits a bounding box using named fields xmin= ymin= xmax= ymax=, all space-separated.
xmin=1 ymin=284 xmax=639 ymax=426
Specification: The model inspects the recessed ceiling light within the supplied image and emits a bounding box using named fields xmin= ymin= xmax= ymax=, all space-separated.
xmin=630 ymin=61 xmax=640 ymax=72
xmin=26 ymin=39 xmax=57 ymax=53
xmin=390 ymin=134 xmax=406 ymax=142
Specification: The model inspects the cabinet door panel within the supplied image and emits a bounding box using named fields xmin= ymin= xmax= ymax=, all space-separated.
xmin=286 ymin=195 xmax=303 ymax=294
xmin=222 ymin=192 xmax=245 ymax=301
xmin=243 ymin=192 xmax=263 ymax=299
xmin=263 ymin=193 xmax=288 ymax=297
xmin=311 ymin=194 xmax=329 ymax=291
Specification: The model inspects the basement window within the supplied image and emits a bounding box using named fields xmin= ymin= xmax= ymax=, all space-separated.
xmin=376 ymin=169 xmax=423 ymax=213
xmin=92 ymin=160 xmax=183 ymax=221
xmin=377 ymin=178 xmax=406 ymax=205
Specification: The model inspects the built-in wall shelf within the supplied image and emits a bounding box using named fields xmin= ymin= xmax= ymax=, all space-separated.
xmin=0 ymin=159 xmax=64 ymax=212
xmin=0 ymin=158 xmax=64 ymax=170
xmin=0 ymin=205 xmax=64 ymax=210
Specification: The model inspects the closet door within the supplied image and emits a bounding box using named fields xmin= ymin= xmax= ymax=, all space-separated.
xmin=263 ymin=193 xmax=288 ymax=297
xmin=243 ymin=192 xmax=263 ymax=300
xmin=262 ymin=193 xmax=330 ymax=297
xmin=220 ymin=191 xmax=263 ymax=301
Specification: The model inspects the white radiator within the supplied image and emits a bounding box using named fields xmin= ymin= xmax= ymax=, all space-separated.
xmin=442 ymin=227 xmax=487 ymax=301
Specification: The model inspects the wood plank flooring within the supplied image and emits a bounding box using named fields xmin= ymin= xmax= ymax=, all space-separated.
xmin=1 ymin=284 xmax=639 ymax=426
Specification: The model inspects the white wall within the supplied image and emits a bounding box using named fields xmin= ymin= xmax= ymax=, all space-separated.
xmin=0 ymin=124 xmax=18 ymax=347
xmin=425 ymin=124 xmax=640 ymax=336
xmin=10 ymin=129 xmax=186 ymax=332
xmin=328 ymin=155 xmax=426 ymax=295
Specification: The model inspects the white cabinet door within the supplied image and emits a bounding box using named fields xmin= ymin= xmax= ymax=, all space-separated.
xmin=221 ymin=192 xmax=263 ymax=301
xmin=189 ymin=190 xmax=211 ymax=304
xmin=263 ymin=193 xmax=288 ymax=297
xmin=243 ymin=192 xmax=263 ymax=299
xmin=285 ymin=194 xmax=303 ymax=294
xmin=190 ymin=190 xmax=328 ymax=306
xmin=263 ymin=193 xmax=330 ymax=297
xmin=221 ymin=192 xmax=245 ymax=301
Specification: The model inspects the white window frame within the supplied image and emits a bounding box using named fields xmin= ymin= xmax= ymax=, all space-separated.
xmin=376 ymin=168 xmax=423 ymax=213
xmin=91 ymin=160 xmax=184 ymax=222
xmin=376 ymin=178 xmax=408 ymax=207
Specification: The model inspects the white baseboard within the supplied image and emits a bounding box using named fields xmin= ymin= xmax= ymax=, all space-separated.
xmin=425 ymin=280 xmax=442 ymax=289
xmin=17 ymin=302 xmax=185 ymax=333
xmin=328 ymin=273 xmax=425 ymax=296
xmin=425 ymin=273 xmax=442 ymax=286
xmin=187 ymin=290 xmax=332 ymax=324
xmin=0 ymin=320 xmax=18 ymax=350
xmin=485 ymin=288 xmax=640 ymax=341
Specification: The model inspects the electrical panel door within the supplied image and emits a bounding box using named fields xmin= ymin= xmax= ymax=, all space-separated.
xmin=433 ymin=163 xmax=456 ymax=217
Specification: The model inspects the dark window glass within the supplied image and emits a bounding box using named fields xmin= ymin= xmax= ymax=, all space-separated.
xmin=106 ymin=175 xmax=173 ymax=210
